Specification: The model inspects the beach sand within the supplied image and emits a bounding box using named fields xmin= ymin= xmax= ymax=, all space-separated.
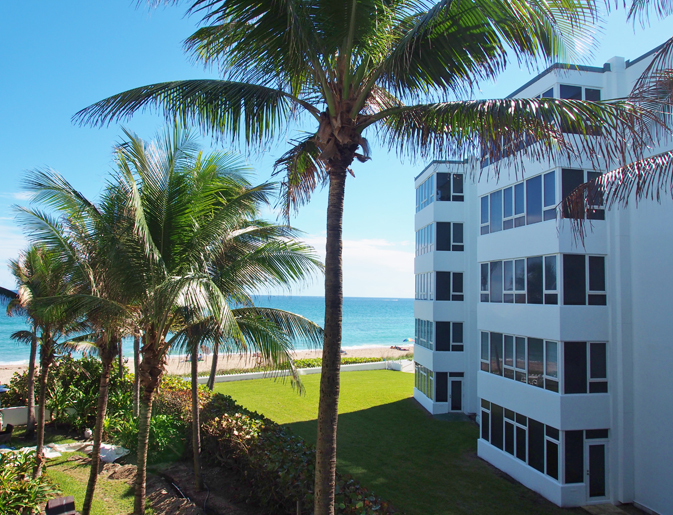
xmin=0 ymin=345 xmax=414 ymax=384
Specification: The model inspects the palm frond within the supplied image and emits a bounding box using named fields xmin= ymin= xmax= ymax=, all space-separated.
xmin=233 ymin=307 xmax=323 ymax=348
xmin=10 ymin=330 xmax=34 ymax=346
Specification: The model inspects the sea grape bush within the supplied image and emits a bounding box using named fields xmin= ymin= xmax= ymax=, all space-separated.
xmin=0 ymin=450 xmax=59 ymax=515
xmin=200 ymin=394 xmax=396 ymax=515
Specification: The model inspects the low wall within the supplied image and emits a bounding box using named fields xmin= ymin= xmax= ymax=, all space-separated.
xmin=0 ymin=406 xmax=51 ymax=428
xmin=196 ymin=360 xmax=413 ymax=385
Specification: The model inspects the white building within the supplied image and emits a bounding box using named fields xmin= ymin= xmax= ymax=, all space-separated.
xmin=413 ymin=46 xmax=673 ymax=515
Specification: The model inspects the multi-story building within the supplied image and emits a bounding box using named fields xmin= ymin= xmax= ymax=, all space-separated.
xmin=413 ymin=46 xmax=673 ymax=515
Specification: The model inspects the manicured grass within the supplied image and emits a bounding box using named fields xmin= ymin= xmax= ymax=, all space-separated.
xmin=215 ymin=371 xmax=581 ymax=515
xmin=47 ymin=452 xmax=140 ymax=515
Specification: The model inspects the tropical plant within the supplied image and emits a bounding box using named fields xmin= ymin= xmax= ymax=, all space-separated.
xmin=0 ymin=450 xmax=59 ymax=515
xmin=21 ymin=127 xmax=323 ymax=514
xmin=74 ymin=0 xmax=660 ymax=510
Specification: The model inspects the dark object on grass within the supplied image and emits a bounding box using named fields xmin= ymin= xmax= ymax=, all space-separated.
xmin=0 ymin=424 xmax=14 ymax=444
xmin=46 ymin=496 xmax=76 ymax=515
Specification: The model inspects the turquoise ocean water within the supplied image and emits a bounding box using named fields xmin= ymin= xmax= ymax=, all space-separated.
xmin=0 ymin=296 xmax=414 ymax=364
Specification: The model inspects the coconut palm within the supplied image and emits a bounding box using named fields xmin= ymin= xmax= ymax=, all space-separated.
xmin=74 ymin=1 xmax=658 ymax=511
xmin=23 ymin=127 xmax=322 ymax=513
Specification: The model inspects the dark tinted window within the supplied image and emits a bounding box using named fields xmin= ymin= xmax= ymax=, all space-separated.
xmin=541 ymin=88 xmax=554 ymax=98
xmin=490 ymin=333 xmax=503 ymax=376
xmin=452 ymin=322 xmax=463 ymax=343
xmin=515 ymin=260 xmax=526 ymax=290
xmin=585 ymin=88 xmax=601 ymax=101
xmin=564 ymin=342 xmax=588 ymax=394
xmin=590 ymin=343 xmax=607 ymax=379
xmin=453 ymin=174 xmax=464 ymax=197
xmin=545 ymin=256 xmax=557 ymax=290
xmin=562 ymin=168 xmax=584 ymax=217
xmin=505 ymin=422 xmax=515 ymax=455
xmin=565 ymin=431 xmax=584 ymax=483
xmin=482 ymin=411 xmax=490 ymax=441
xmin=481 ymin=196 xmax=489 ymax=224
xmin=526 ymin=175 xmax=543 ymax=224
xmin=527 ymin=257 xmax=543 ymax=304
xmin=436 ymin=272 xmax=452 ymax=301
xmin=436 ymin=322 xmax=451 ymax=351
xmin=453 ymin=223 xmax=464 ymax=244
xmin=516 ymin=337 xmax=526 ymax=369
xmin=490 ymin=261 xmax=503 ymax=303
xmin=491 ymin=403 xmax=504 ymax=450
xmin=560 ymin=84 xmax=582 ymax=100
xmin=528 ymin=338 xmax=544 ymax=388
xmin=589 ymin=256 xmax=605 ymax=291
xmin=436 ymin=223 xmax=451 ymax=251
xmin=504 ymin=261 xmax=513 ymax=291
xmin=437 ymin=173 xmax=451 ymax=201
xmin=528 ymin=419 xmax=545 ymax=472
xmin=544 ymin=171 xmax=556 ymax=207
xmin=547 ymin=440 xmax=559 ymax=479
xmin=436 ymin=372 xmax=448 ymax=402
xmin=481 ymin=332 xmax=489 ymax=361
xmin=563 ymin=255 xmax=586 ymax=305
xmin=453 ymin=273 xmax=463 ymax=293
xmin=516 ymin=426 xmax=527 ymax=461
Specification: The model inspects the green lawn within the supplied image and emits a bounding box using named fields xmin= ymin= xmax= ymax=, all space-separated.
xmin=215 ymin=370 xmax=580 ymax=515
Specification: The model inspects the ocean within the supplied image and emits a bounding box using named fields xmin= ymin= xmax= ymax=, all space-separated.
xmin=0 ymin=296 xmax=414 ymax=364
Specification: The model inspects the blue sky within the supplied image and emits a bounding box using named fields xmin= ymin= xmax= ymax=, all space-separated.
xmin=0 ymin=3 xmax=670 ymax=297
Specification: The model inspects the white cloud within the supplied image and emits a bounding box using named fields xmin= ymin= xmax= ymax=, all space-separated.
xmin=301 ymin=235 xmax=414 ymax=298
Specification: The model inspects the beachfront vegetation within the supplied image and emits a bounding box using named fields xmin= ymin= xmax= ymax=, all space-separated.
xmin=74 ymin=1 xmax=661 ymax=511
xmin=215 ymin=370 xmax=579 ymax=515
xmin=0 ymin=449 xmax=59 ymax=514
xmin=12 ymin=128 xmax=324 ymax=514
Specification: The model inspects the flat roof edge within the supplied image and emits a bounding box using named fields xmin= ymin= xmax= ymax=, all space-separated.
xmin=414 ymin=159 xmax=470 ymax=181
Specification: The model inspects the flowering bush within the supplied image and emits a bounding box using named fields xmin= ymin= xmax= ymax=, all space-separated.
xmin=201 ymin=394 xmax=396 ymax=515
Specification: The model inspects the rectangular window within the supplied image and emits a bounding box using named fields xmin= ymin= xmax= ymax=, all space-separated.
xmin=452 ymin=323 xmax=464 ymax=351
xmin=436 ymin=222 xmax=451 ymax=251
xmin=543 ymin=171 xmax=556 ymax=221
xmin=514 ymin=183 xmax=525 ymax=226
xmin=562 ymin=168 xmax=585 ymax=218
xmin=490 ymin=332 xmax=503 ymax=376
xmin=586 ymin=171 xmax=605 ymax=220
xmin=585 ymin=88 xmax=601 ymax=101
xmin=415 ymin=272 xmax=433 ymax=300
xmin=505 ymin=420 xmax=515 ymax=455
xmin=526 ymin=175 xmax=543 ymax=225
xmin=588 ymin=256 xmax=607 ymax=305
xmin=414 ymin=319 xmax=433 ymax=350
xmin=527 ymin=257 xmax=543 ymax=304
xmin=528 ymin=419 xmax=545 ymax=473
xmin=503 ymin=187 xmax=513 ymax=230
xmin=453 ymin=273 xmax=463 ymax=301
xmin=452 ymin=174 xmax=464 ymax=201
xmin=589 ymin=342 xmax=608 ymax=393
xmin=544 ymin=255 xmax=558 ymax=304
xmin=490 ymin=261 xmax=503 ymax=303
xmin=545 ymin=341 xmax=559 ymax=392
xmin=528 ymin=338 xmax=544 ymax=389
xmin=564 ymin=342 xmax=588 ymax=394
xmin=453 ymin=223 xmax=464 ymax=251
xmin=515 ymin=259 xmax=526 ymax=303
xmin=416 ymin=175 xmax=434 ymax=212
xmin=563 ymin=254 xmax=586 ymax=305
xmin=481 ymin=406 xmax=490 ymax=441
xmin=503 ymin=260 xmax=514 ymax=303
xmin=515 ymin=337 xmax=526 ymax=383
xmin=437 ymin=173 xmax=451 ymax=201
xmin=415 ymin=363 xmax=434 ymax=400
xmin=436 ymin=372 xmax=448 ymax=402
xmin=560 ymin=84 xmax=582 ymax=100
xmin=504 ymin=335 xmax=515 ymax=379
xmin=490 ymin=190 xmax=503 ymax=233
xmin=436 ymin=272 xmax=452 ymax=301
xmin=436 ymin=322 xmax=464 ymax=352
xmin=565 ymin=430 xmax=584 ymax=483
xmin=481 ymin=263 xmax=489 ymax=302
xmin=481 ymin=196 xmax=489 ymax=234
xmin=481 ymin=332 xmax=490 ymax=372
xmin=491 ymin=403 xmax=504 ymax=450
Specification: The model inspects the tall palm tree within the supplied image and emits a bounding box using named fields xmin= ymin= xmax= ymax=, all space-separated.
xmin=74 ymin=2 xmax=657 ymax=511
xmin=23 ymin=127 xmax=322 ymax=514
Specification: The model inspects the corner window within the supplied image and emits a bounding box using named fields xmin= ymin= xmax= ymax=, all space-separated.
xmin=436 ymin=322 xmax=464 ymax=351
xmin=437 ymin=222 xmax=464 ymax=252
xmin=415 ymin=319 xmax=433 ymax=350
xmin=437 ymin=272 xmax=463 ymax=301
xmin=561 ymin=168 xmax=605 ymax=220
xmin=415 ymin=363 xmax=434 ymax=400
xmin=416 ymin=175 xmax=434 ymax=212
xmin=415 ymin=224 xmax=434 ymax=256
xmin=563 ymin=254 xmax=606 ymax=305
xmin=564 ymin=341 xmax=608 ymax=394
xmin=437 ymin=173 xmax=464 ymax=202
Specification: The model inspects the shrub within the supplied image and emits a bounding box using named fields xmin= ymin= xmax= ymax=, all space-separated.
xmin=0 ymin=450 xmax=59 ymax=514
xmin=201 ymin=394 xmax=396 ymax=515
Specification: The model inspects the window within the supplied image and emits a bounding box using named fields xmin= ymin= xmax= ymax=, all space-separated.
xmin=481 ymin=400 xmax=560 ymax=481
xmin=481 ymin=332 xmax=561 ymax=393
xmin=415 ymin=319 xmax=433 ymax=350
xmin=437 ymin=222 xmax=464 ymax=251
xmin=415 ymin=272 xmax=433 ymax=300
xmin=480 ymin=170 xmax=558 ymax=235
xmin=564 ymin=341 xmax=608 ymax=394
xmin=415 ymin=363 xmax=433 ymax=400
xmin=560 ymin=84 xmax=601 ymax=101
xmin=437 ymin=173 xmax=464 ymax=202
xmin=561 ymin=168 xmax=605 ymax=220
xmin=437 ymin=272 xmax=464 ymax=301
xmin=563 ymin=254 xmax=606 ymax=305
xmin=436 ymin=322 xmax=463 ymax=351
xmin=415 ymin=224 xmax=433 ymax=256
xmin=565 ymin=430 xmax=584 ymax=483
xmin=416 ymin=175 xmax=434 ymax=212
xmin=482 ymin=255 xmax=556 ymax=305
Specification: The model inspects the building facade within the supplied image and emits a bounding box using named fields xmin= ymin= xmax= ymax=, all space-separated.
xmin=413 ymin=47 xmax=673 ymax=515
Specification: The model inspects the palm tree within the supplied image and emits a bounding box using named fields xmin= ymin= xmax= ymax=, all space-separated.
xmin=74 ymin=2 xmax=656 ymax=511
xmin=23 ymin=127 xmax=322 ymax=514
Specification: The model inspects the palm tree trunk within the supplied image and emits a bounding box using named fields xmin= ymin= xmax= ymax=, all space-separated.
xmin=118 ymin=339 xmax=124 ymax=380
xmin=191 ymin=345 xmax=204 ymax=491
xmin=82 ymin=351 xmax=114 ymax=515
xmin=133 ymin=350 xmax=163 ymax=515
xmin=314 ymin=169 xmax=346 ymax=515
xmin=34 ymin=345 xmax=52 ymax=479
xmin=133 ymin=334 xmax=140 ymax=418
xmin=206 ymin=344 xmax=218 ymax=391
xmin=25 ymin=325 xmax=38 ymax=436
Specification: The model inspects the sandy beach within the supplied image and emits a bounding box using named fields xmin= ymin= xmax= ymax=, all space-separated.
xmin=0 ymin=345 xmax=414 ymax=384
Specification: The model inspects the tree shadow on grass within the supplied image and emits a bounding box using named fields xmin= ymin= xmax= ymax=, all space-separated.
xmin=287 ymin=398 xmax=581 ymax=515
